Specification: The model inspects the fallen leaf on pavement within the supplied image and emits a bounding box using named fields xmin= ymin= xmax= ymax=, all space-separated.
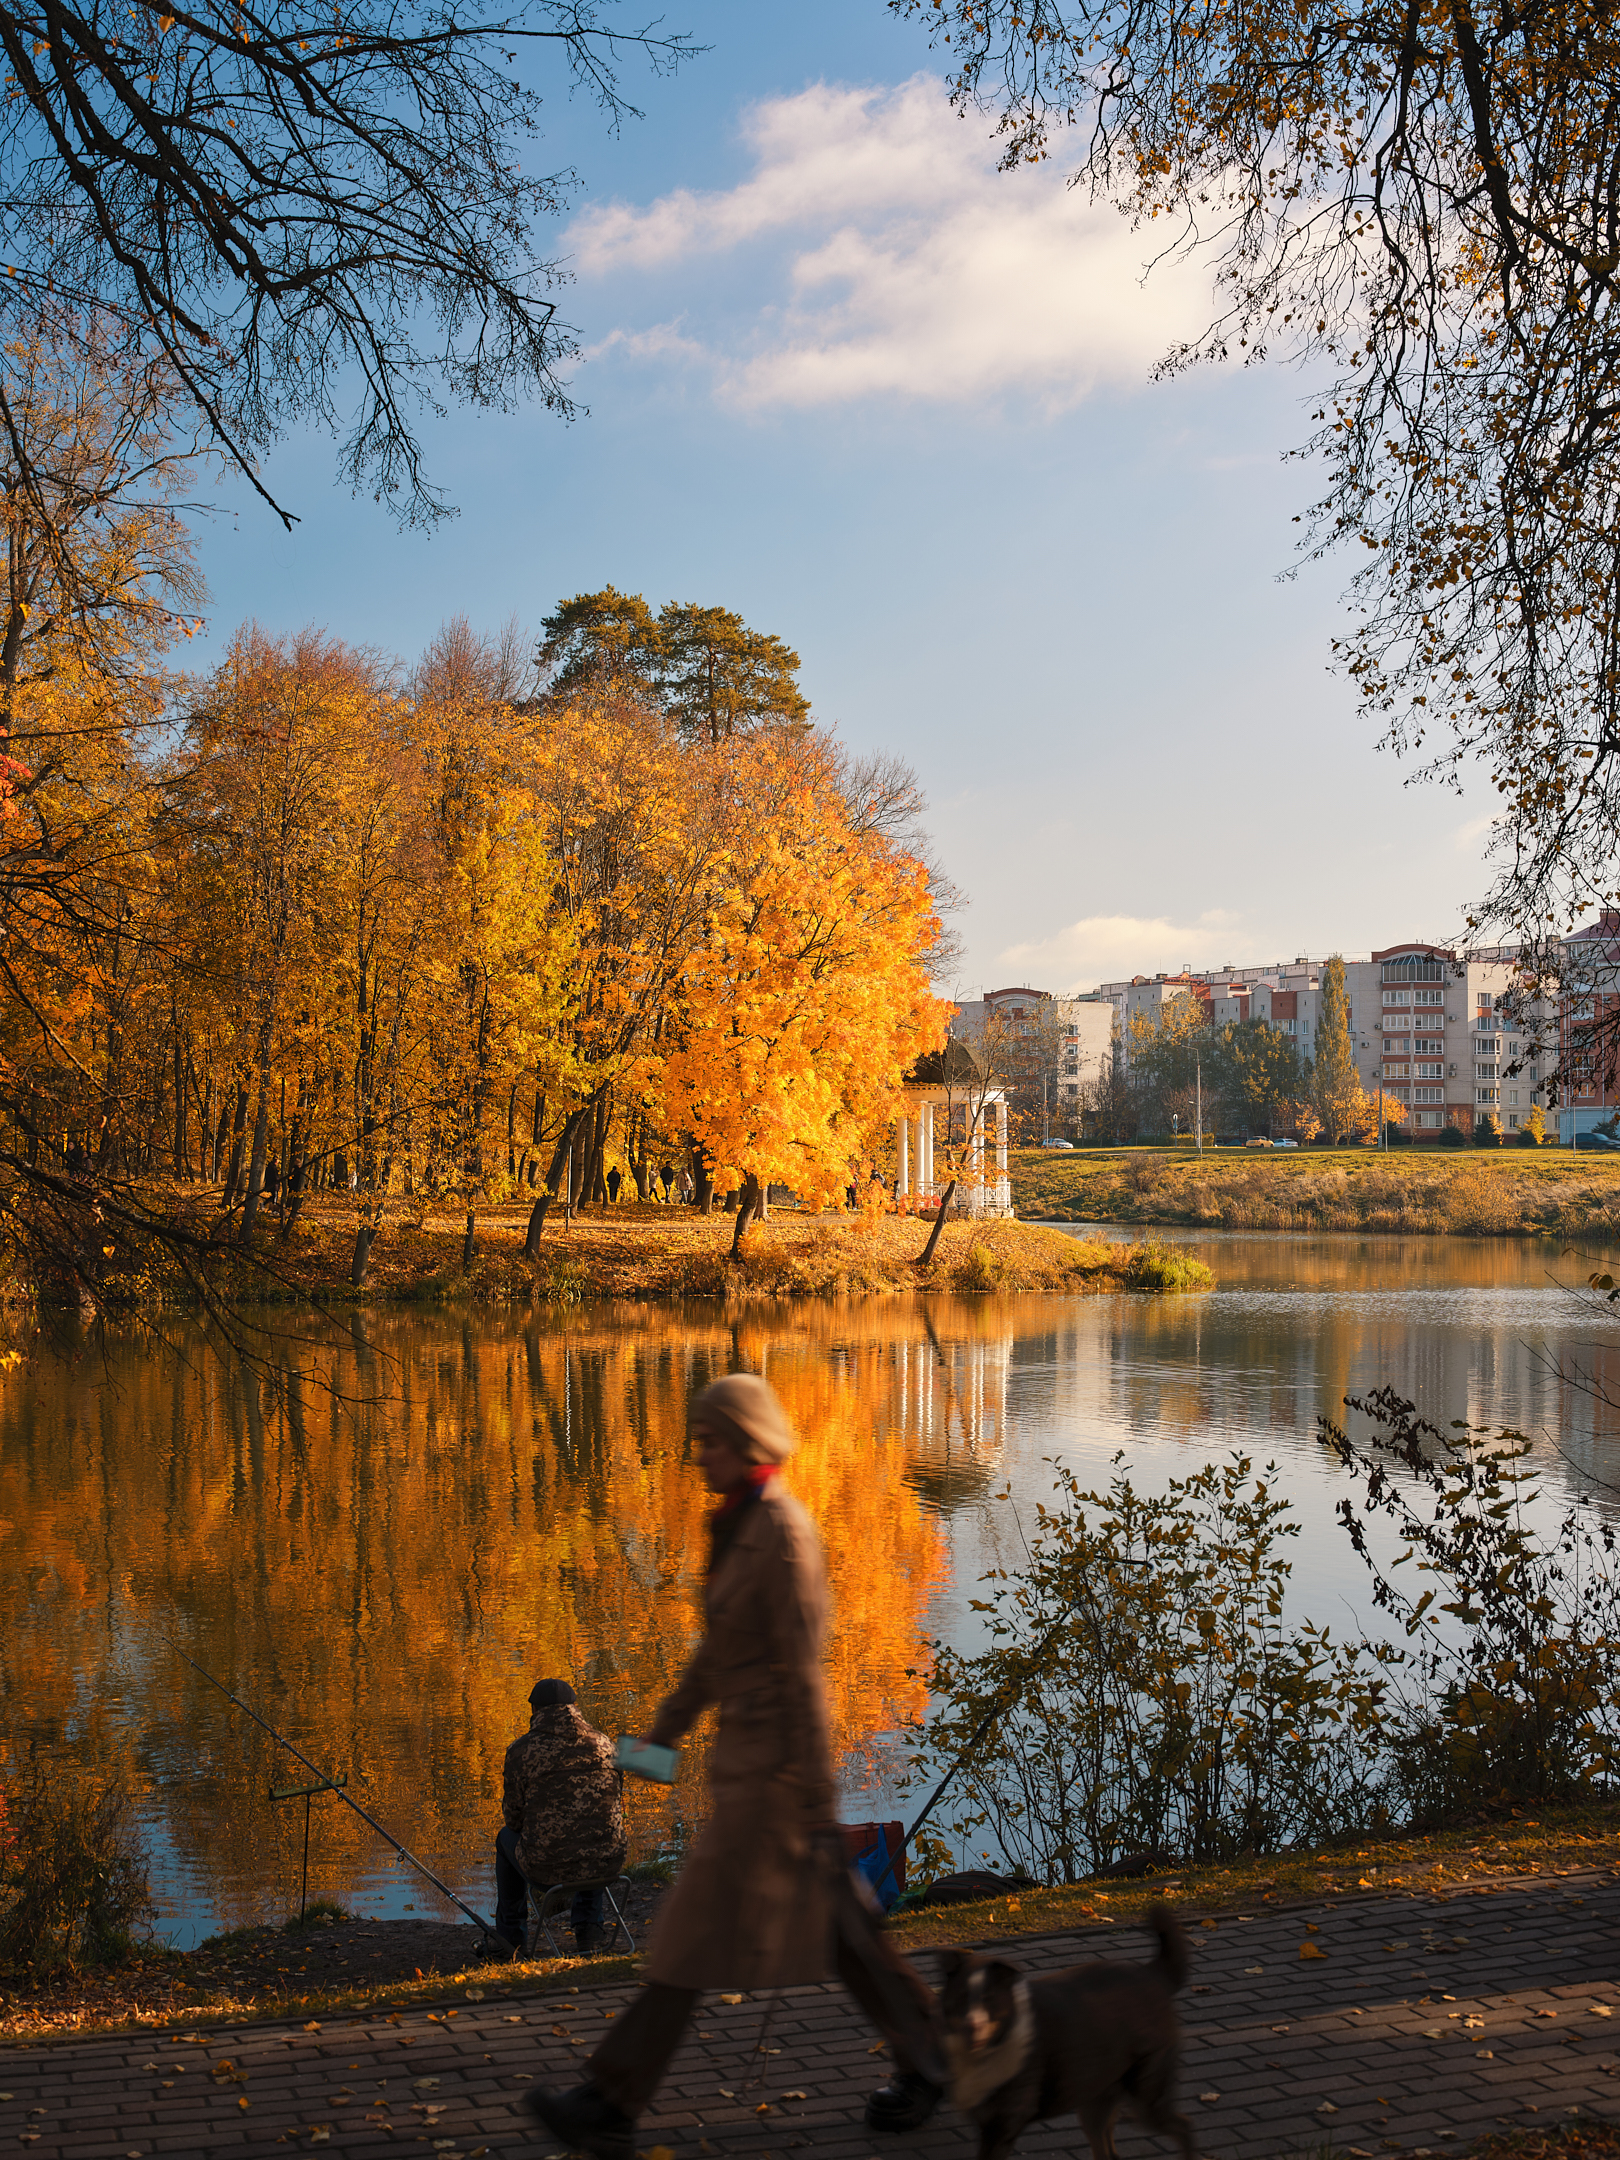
xmin=1300 ymin=1944 xmax=1328 ymax=1960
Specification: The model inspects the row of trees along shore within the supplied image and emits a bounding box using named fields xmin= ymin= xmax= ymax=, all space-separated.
xmin=3 ymin=547 xmax=955 ymax=1303
xmin=1085 ymin=958 xmax=1425 ymax=1145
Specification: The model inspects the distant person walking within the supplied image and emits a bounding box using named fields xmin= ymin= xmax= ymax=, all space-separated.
xmin=658 ymin=1162 xmax=673 ymax=1202
xmin=606 ymin=1167 xmax=621 ymax=1204
xmin=524 ymin=1375 xmax=946 ymax=2160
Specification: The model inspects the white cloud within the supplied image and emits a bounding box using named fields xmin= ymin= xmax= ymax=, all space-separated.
xmin=996 ymin=911 xmax=1246 ymax=991
xmin=567 ymin=77 xmax=1211 ymax=411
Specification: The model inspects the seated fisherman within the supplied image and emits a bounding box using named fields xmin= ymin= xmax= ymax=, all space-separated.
xmin=495 ymin=1678 xmax=625 ymax=1955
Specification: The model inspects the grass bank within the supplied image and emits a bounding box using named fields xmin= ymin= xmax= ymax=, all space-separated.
xmin=1012 ymin=1145 xmax=1620 ymax=1239
xmin=119 ymin=1193 xmax=1213 ymax=1308
xmin=3 ymin=1800 xmax=1611 ymax=2043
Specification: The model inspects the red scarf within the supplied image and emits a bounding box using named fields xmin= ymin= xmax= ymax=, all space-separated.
xmin=712 ymin=1463 xmax=777 ymax=1519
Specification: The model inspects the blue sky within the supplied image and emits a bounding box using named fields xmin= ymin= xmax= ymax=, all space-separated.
xmin=196 ymin=0 xmax=1494 ymax=993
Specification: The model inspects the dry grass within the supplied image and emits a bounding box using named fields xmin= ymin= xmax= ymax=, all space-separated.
xmin=1013 ymin=1146 xmax=1620 ymax=1240
xmin=117 ymin=1192 xmax=1212 ymax=1311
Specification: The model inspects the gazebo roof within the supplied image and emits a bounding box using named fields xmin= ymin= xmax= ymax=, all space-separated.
xmin=905 ymin=1038 xmax=983 ymax=1087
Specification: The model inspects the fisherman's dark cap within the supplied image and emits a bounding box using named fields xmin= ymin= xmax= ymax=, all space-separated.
xmin=529 ymin=1678 xmax=578 ymax=1709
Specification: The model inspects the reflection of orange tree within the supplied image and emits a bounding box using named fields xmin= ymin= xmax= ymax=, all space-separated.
xmin=0 ymin=1305 xmax=949 ymax=1925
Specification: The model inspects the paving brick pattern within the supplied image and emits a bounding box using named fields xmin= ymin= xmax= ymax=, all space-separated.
xmin=1 ymin=1868 xmax=1616 ymax=2160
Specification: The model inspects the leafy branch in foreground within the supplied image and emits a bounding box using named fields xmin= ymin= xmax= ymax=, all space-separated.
xmin=0 ymin=0 xmax=698 ymax=526
xmin=889 ymin=0 xmax=1620 ymax=960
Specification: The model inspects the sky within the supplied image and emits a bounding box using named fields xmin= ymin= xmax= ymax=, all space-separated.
xmin=194 ymin=0 xmax=1497 ymax=996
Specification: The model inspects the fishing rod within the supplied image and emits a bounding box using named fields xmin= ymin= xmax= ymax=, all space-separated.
xmin=172 ymin=1641 xmax=514 ymax=1959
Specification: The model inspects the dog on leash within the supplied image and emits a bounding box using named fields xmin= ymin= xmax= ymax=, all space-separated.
xmin=939 ymin=1903 xmax=1194 ymax=2160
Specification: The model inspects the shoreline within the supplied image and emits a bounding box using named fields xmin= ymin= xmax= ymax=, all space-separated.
xmin=54 ymin=1200 xmax=1214 ymax=1316
xmin=1012 ymin=1145 xmax=1620 ymax=1239
xmin=3 ymin=1800 xmax=1612 ymax=2046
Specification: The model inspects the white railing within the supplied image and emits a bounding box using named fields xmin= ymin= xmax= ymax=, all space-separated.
xmin=915 ymin=1175 xmax=1014 ymax=1220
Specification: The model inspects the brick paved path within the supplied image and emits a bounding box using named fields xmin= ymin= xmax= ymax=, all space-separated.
xmin=2 ymin=1867 xmax=1616 ymax=2160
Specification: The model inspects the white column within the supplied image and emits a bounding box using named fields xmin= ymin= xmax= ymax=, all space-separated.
xmin=996 ymin=1097 xmax=1008 ymax=1178
xmin=898 ymin=1108 xmax=910 ymax=1196
xmin=922 ymin=1103 xmax=934 ymax=1189
xmin=971 ymin=1106 xmax=983 ymax=1208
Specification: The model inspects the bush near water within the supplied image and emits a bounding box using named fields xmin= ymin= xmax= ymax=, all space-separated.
xmin=909 ymin=1390 xmax=1620 ymax=1882
xmin=0 ymin=1753 xmax=154 ymax=1974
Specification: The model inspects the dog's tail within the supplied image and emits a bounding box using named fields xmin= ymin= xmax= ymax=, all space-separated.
xmin=1143 ymin=1902 xmax=1188 ymax=1994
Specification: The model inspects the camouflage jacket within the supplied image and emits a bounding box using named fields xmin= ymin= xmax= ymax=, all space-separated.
xmin=502 ymin=1704 xmax=626 ymax=1887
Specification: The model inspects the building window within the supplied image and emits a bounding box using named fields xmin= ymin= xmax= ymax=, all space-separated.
xmin=1477 ymin=1086 xmax=1500 ymax=1103
xmin=1414 ymin=1086 xmax=1444 ymax=1102
xmin=1383 ymin=988 xmax=1413 ymax=1006
xmin=1475 ymin=1062 xmax=1499 ymax=1080
xmin=1415 ymin=988 xmax=1444 ymax=1007
xmin=1417 ymin=1063 xmax=1444 ymax=1080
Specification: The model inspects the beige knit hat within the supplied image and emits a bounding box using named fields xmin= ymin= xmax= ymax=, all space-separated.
xmin=691 ymin=1372 xmax=797 ymax=1464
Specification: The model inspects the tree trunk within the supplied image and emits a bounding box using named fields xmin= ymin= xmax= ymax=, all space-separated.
xmin=172 ymin=1032 xmax=188 ymax=1179
xmin=585 ymin=1086 xmax=610 ymax=1204
xmin=523 ymin=1192 xmax=551 ymax=1259
xmin=542 ymin=1106 xmax=590 ymax=1196
xmin=238 ymin=1088 xmax=270 ymax=1245
xmin=351 ymin=1216 xmax=379 ymax=1285
xmin=918 ymin=1183 xmax=958 ymax=1268
xmin=462 ymin=1209 xmax=477 ymax=1272
xmin=221 ymin=1082 xmax=249 ymax=1205
xmin=731 ymin=1171 xmax=762 ymax=1259
xmin=692 ymin=1144 xmax=714 ymax=1214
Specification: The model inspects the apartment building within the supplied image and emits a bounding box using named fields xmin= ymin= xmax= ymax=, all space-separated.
xmin=1073 ymin=940 xmax=1553 ymax=1139
xmin=1343 ymin=943 xmax=1548 ymax=1136
xmin=1556 ymin=913 xmax=1620 ymax=1142
xmin=1094 ymin=973 xmax=1210 ymax=1067
xmin=949 ymin=986 xmax=1114 ymax=1118
xmin=1055 ymin=996 xmax=1116 ymax=1111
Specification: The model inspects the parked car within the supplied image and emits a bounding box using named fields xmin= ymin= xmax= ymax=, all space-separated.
xmin=1272 ymin=1137 xmax=1299 ymax=1149
xmin=1043 ymin=1139 xmax=1075 ymax=1150
xmin=1245 ymin=1136 xmax=1273 ymax=1148
xmin=1578 ymin=1131 xmax=1620 ymax=1150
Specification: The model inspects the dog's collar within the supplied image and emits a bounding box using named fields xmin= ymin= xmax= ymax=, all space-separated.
xmin=947 ymin=1978 xmax=1034 ymax=2111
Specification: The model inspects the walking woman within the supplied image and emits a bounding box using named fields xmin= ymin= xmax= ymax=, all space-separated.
xmin=525 ymin=1372 xmax=946 ymax=2159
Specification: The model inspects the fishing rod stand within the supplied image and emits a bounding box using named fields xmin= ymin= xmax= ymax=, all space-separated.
xmin=270 ymin=1772 xmax=348 ymax=1925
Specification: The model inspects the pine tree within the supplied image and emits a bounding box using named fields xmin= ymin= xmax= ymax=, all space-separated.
xmin=1311 ymin=955 xmax=1362 ymax=1142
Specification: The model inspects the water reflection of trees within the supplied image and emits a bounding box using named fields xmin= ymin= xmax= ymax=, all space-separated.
xmin=18 ymin=1263 xmax=1618 ymax=1936
xmin=1 ymin=1301 xmax=984 ymax=1932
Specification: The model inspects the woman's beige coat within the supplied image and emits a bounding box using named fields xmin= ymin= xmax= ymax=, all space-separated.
xmin=644 ymin=1479 xmax=839 ymax=1990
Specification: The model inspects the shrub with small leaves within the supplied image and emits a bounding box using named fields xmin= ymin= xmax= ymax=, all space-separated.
xmin=0 ymin=1751 xmax=154 ymax=1971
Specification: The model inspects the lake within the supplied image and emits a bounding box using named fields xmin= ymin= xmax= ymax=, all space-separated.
xmin=5 ymin=1226 xmax=1619 ymax=1945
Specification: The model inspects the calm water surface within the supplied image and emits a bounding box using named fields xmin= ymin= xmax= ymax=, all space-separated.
xmin=6 ymin=1227 xmax=1620 ymax=1944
